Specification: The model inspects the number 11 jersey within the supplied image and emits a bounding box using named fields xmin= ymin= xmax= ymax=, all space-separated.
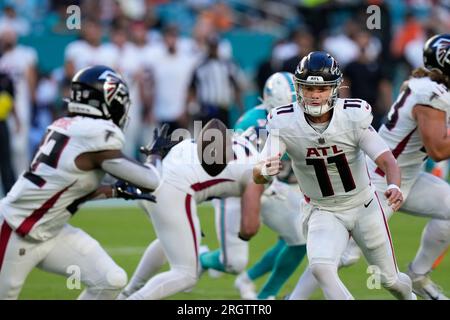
xmin=266 ymin=99 xmax=388 ymax=211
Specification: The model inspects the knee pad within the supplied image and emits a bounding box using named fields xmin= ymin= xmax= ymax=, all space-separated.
xmin=105 ymin=268 xmax=128 ymax=290
xmin=225 ymin=255 xmax=248 ymax=274
xmin=175 ymin=268 xmax=198 ymax=292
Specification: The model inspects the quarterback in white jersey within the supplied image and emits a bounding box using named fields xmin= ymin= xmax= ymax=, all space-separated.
xmin=254 ymin=51 xmax=414 ymax=300
xmin=0 ymin=66 xmax=167 ymax=299
xmin=119 ymin=119 xmax=266 ymax=300
xmin=296 ymin=34 xmax=450 ymax=300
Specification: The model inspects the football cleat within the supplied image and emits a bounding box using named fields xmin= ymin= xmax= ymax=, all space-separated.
xmin=407 ymin=264 xmax=449 ymax=300
xmin=208 ymin=269 xmax=224 ymax=278
xmin=234 ymin=272 xmax=257 ymax=300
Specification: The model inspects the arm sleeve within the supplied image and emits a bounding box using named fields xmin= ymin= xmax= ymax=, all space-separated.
xmin=359 ymin=126 xmax=390 ymax=161
xmin=101 ymin=158 xmax=161 ymax=191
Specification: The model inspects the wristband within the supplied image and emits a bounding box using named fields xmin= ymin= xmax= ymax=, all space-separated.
xmin=386 ymin=184 xmax=401 ymax=192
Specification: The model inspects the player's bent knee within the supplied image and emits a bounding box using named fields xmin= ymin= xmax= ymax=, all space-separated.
xmin=175 ymin=269 xmax=198 ymax=292
xmin=225 ymin=256 xmax=248 ymax=274
xmin=105 ymin=268 xmax=128 ymax=290
xmin=0 ymin=278 xmax=24 ymax=300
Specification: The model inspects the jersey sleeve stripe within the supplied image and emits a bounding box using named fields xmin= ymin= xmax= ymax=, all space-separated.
xmin=375 ymin=128 xmax=416 ymax=177
xmin=23 ymin=171 xmax=46 ymax=187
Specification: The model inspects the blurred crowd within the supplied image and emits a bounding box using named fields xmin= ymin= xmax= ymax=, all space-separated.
xmin=0 ymin=0 xmax=449 ymax=195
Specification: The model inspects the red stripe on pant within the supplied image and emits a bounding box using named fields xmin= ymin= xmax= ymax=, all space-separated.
xmin=0 ymin=220 xmax=13 ymax=273
xmin=185 ymin=194 xmax=198 ymax=271
xmin=374 ymin=192 xmax=398 ymax=271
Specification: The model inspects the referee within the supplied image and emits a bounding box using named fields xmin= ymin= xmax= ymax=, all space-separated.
xmin=188 ymin=35 xmax=244 ymax=128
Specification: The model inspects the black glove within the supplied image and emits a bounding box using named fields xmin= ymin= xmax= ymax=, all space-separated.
xmin=139 ymin=123 xmax=181 ymax=159
xmin=112 ymin=180 xmax=156 ymax=202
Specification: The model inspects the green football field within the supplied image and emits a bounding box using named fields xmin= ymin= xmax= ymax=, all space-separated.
xmin=19 ymin=204 xmax=450 ymax=300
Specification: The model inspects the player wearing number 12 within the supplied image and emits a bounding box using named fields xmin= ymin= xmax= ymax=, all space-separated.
xmin=0 ymin=66 xmax=166 ymax=299
xmin=254 ymin=51 xmax=415 ymax=299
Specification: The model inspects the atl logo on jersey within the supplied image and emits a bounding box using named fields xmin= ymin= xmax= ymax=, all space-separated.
xmin=306 ymin=145 xmax=343 ymax=157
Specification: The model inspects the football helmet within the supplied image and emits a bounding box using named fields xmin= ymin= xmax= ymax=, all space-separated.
xmin=262 ymin=72 xmax=297 ymax=110
xmin=294 ymin=51 xmax=343 ymax=117
xmin=68 ymin=65 xmax=131 ymax=129
xmin=423 ymin=34 xmax=450 ymax=77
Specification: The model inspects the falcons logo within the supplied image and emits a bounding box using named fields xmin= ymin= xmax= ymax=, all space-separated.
xmin=434 ymin=38 xmax=450 ymax=68
xmin=101 ymin=72 xmax=129 ymax=106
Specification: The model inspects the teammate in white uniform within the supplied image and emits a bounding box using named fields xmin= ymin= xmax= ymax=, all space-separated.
xmin=0 ymin=66 xmax=168 ymax=300
xmin=254 ymin=51 xmax=414 ymax=300
xmin=119 ymin=119 xmax=266 ymax=300
xmin=199 ymin=72 xmax=306 ymax=300
xmin=291 ymin=34 xmax=450 ymax=300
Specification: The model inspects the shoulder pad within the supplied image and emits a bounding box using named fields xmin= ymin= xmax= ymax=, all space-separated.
xmin=267 ymin=103 xmax=295 ymax=130
xmin=408 ymin=77 xmax=450 ymax=113
xmin=51 ymin=117 xmax=125 ymax=152
xmin=338 ymin=98 xmax=373 ymax=129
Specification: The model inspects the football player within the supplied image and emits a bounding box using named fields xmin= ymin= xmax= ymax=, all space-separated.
xmin=0 ymin=65 xmax=169 ymax=300
xmin=291 ymin=34 xmax=450 ymax=300
xmin=254 ymin=51 xmax=415 ymax=300
xmin=199 ymin=72 xmax=307 ymax=300
xmin=119 ymin=119 xmax=267 ymax=300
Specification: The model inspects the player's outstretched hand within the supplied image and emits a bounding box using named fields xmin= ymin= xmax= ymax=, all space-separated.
xmin=261 ymin=154 xmax=282 ymax=177
xmin=113 ymin=180 xmax=156 ymax=202
xmin=139 ymin=123 xmax=181 ymax=159
xmin=385 ymin=184 xmax=403 ymax=212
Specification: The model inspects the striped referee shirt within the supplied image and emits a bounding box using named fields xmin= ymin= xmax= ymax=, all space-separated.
xmin=190 ymin=57 xmax=240 ymax=109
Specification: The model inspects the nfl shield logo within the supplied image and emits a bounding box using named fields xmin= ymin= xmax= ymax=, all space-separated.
xmin=318 ymin=137 xmax=325 ymax=144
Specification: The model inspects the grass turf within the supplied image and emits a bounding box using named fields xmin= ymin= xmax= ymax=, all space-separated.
xmin=19 ymin=204 xmax=450 ymax=300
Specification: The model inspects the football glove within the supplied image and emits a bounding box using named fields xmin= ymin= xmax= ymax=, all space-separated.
xmin=139 ymin=123 xmax=181 ymax=159
xmin=112 ymin=180 xmax=156 ymax=202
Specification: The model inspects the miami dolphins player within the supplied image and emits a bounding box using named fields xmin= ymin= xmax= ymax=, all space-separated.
xmin=200 ymin=72 xmax=307 ymax=300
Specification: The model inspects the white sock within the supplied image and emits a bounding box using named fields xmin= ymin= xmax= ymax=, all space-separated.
xmin=126 ymin=269 xmax=197 ymax=300
xmin=411 ymin=219 xmax=450 ymax=275
xmin=289 ymin=265 xmax=320 ymax=300
xmin=121 ymin=239 xmax=167 ymax=297
xmin=309 ymin=263 xmax=353 ymax=300
xmin=78 ymin=288 xmax=121 ymax=300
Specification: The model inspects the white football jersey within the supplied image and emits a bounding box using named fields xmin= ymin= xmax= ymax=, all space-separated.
xmin=162 ymin=136 xmax=258 ymax=203
xmin=0 ymin=116 xmax=125 ymax=241
xmin=64 ymin=40 xmax=117 ymax=72
xmin=266 ymin=99 xmax=378 ymax=211
xmin=367 ymin=77 xmax=450 ymax=186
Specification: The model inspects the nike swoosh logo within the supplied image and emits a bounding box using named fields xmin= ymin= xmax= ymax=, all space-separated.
xmin=364 ymin=199 xmax=373 ymax=208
